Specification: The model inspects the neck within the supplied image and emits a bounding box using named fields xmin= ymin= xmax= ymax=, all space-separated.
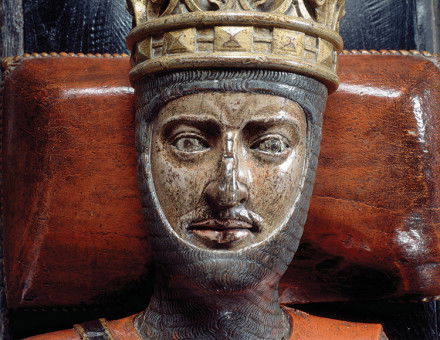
xmin=135 ymin=271 xmax=291 ymax=340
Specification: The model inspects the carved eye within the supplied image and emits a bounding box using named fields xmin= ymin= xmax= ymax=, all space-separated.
xmin=172 ymin=134 xmax=209 ymax=153
xmin=250 ymin=135 xmax=290 ymax=155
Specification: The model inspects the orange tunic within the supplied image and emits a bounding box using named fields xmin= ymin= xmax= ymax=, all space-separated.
xmin=285 ymin=308 xmax=386 ymax=340
xmin=24 ymin=308 xmax=385 ymax=339
xmin=24 ymin=315 xmax=140 ymax=340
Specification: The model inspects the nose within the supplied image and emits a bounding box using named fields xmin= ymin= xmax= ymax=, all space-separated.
xmin=204 ymin=132 xmax=249 ymax=209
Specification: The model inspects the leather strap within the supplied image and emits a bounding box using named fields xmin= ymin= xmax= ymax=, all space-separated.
xmin=73 ymin=318 xmax=114 ymax=340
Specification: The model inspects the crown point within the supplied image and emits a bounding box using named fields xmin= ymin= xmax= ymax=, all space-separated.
xmin=164 ymin=29 xmax=197 ymax=54
xmin=214 ymin=27 xmax=253 ymax=52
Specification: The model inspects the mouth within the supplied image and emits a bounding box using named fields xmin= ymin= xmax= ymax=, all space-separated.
xmin=188 ymin=218 xmax=258 ymax=247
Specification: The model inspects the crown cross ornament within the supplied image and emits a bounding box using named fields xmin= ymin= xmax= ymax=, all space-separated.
xmin=126 ymin=0 xmax=345 ymax=91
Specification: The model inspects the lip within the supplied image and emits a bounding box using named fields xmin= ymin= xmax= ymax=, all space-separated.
xmin=189 ymin=218 xmax=257 ymax=246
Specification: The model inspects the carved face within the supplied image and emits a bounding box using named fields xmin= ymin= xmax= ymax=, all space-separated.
xmin=149 ymin=92 xmax=307 ymax=251
xmin=135 ymin=78 xmax=324 ymax=292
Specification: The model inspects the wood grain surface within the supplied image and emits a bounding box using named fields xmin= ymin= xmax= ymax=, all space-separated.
xmin=0 ymin=0 xmax=23 ymax=57
xmin=340 ymin=0 xmax=417 ymax=50
xmin=23 ymin=0 xmax=131 ymax=54
xmin=0 ymin=2 xmax=24 ymax=338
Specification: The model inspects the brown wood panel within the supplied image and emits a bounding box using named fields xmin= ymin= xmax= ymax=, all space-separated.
xmin=2 ymin=55 xmax=149 ymax=309
xmin=280 ymin=52 xmax=440 ymax=303
xmin=1 ymin=52 xmax=439 ymax=309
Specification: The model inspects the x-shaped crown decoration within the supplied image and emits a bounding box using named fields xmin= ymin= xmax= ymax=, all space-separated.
xmin=126 ymin=0 xmax=345 ymax=91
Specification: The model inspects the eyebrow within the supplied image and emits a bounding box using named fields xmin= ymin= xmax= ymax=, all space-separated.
xmin=161 ymin=115 xmax=220 ymax=128
xmin=160 ymin=113 xmax=302 ymax=131
xmin=245 ymin=116 xmax=301 ymax=129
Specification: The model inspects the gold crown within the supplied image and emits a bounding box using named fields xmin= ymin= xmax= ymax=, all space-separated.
xmin=126 ymin=0 xmax=345 ymax=91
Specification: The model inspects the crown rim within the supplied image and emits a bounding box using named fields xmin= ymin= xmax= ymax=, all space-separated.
xmin=129 ymin=53 xmax=339 ymax=91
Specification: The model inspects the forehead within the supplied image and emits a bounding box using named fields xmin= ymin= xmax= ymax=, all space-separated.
xmin=156 ymin=92 xmax=305 ymax=128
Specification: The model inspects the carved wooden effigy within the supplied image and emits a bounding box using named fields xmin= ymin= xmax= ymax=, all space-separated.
xmin=1 ymin=0 xmax=439 ymax=338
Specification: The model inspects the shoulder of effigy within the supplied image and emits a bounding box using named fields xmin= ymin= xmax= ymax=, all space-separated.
xmin=284 ymin=306 xmax=385 ymax=340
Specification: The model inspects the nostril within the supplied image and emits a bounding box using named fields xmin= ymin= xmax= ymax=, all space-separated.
xmin=204 ymin=182 xmax=217 ymax=199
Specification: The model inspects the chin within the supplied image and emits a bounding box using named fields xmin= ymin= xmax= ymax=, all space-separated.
xmin=183 ymin=257 xmax=274 ymax=292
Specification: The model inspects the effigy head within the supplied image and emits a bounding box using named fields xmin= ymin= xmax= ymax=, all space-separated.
xmin=126 ymin=0 xmax=344 ymax=292
xmin=134 ymin=70 xmax=326 ymax=291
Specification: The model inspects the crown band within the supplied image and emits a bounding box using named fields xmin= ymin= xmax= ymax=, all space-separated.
xmin=126 ymin=12 xmax=343 ymax=50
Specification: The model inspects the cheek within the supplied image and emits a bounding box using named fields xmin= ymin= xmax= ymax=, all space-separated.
xmin=248 ymin=151 xmax=306 ymax=226
xmin=150 ymin=140 xmax=207 ymax=227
